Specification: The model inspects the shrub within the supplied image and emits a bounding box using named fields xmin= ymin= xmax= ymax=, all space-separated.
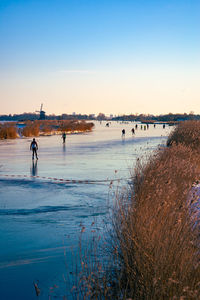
xmin=21 ymin=120 xmax=94 ymax=136
xmin=111 ymin=144 xmax=200 ymax=299
xmin=75 ymin=128 xmax=200 ymax=299
xmin=0 ymin=122 xmax=18 ymax=139
xmin=58 ymin=120 xmax=94 ymax=132
xmin=22 ymin=121 xmax=39 ymax=137
xmin=167 ymin=120 xmax=200 ymax=148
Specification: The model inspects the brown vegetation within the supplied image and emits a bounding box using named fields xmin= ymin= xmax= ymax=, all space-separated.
xmin=21 ymin=121 xmax=40 ymax=137
xmin=21 ymin=120 xmax=94 ymax=137
xmin=167 ymin=120 xmax=200 ymax=148
xmin=74 ymin=121 xmax=200 ymax=299
xmin=0 ymin=122 xmax=18 ymax=139
xmin=58 ymin=120 xmax=94 ymax=133
xmin=111 ymin=144 xmax=200 ymax=299
xmin=0 ymin=120 xmax=94 ymax=139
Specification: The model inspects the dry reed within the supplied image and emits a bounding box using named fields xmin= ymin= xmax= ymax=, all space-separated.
xmin=21 ymin=120 xmax=94 ymax=137
xmin=112 ymin=144 xmax=200 ymax=299
xmin=0 ymin=122 xmax=18 ymax=139
xmin=74 ymin=121 xmax=200 ymax=299
xmin=58 ymin=120 xmax=94 ymax=133
xmin=167 ymin=120 xmax=200 ymax=148
xmin=22 ymin=121 xmax=40 ymax=137
xmin=0 ymin=120 xmax=94 ymax=138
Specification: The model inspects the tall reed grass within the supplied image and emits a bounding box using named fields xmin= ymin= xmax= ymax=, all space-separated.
xmin=0 ymin=122 xmax=18 ymax=139
xmin=1 ymin=120 xmax=94 ymax=139
xmin=111 ymin=144 xmax=200 ymax=299
xmin=167 ymin=120 xmax=200 ymax=148
xmin=58 ymin=120 xmax=94 ymax=132
xmin=73 ymin=121 xmax=200 ymax=299
xmin=21 ymin=120 xmax=94 ymax=137
xmin=22 ymin=121 xmax=40 ymax=137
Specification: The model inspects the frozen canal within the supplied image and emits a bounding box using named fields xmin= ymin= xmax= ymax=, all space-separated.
xmin=0 ymin=121 xmax=172 ymax=299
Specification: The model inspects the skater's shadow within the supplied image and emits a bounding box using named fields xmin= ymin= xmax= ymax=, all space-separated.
xmin=30 ymin=160 xmax=38 ymax=177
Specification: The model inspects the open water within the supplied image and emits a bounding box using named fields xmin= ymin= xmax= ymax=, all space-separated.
xmin=0 ymin=121 xmax=172 ymax=299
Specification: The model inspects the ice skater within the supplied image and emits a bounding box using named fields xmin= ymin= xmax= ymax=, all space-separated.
xmin=122 ymin=129 xmax=125 ymax=138
xmin=131 ymin=128 xmax=135 ymax=135
xmin=62 ymin=132 xmax=66 ymax=143
xmin=30 ymin=138 xmax=38 ymax=160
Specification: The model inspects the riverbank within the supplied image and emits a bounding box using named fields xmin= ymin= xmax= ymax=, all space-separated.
xmin=0 ymin=120 xmax=94 ymax=139
xmin=79 ymin=121 xmax=200 ymax=299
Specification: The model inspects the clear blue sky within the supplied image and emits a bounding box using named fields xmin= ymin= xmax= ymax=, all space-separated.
xmin=0 ymin=0 xmax=200 ymax=115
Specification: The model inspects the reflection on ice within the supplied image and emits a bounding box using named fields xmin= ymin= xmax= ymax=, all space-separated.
xmin=62 ymin=143 xmax=66 ymax=154
xmin=30 ymin=160 xmax=38 ymax=177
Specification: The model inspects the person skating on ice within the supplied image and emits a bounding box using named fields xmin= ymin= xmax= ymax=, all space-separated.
xmin=30 ymin=138 xmax=38 ymax=160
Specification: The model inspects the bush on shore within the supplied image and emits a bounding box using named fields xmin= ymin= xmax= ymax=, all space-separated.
xmin=20 ymin=120 xmax=94 ymax=137
xmin=21 ymin=121 xmax=40 ymax=137
xmin=167 ymin=120 xmax=200 ymax=148
xmin=0 ymin=122 xmax=18 ymax=139
xmin=111 ymin=144 xmax=200 ymax=299
xmin=58 ymin=120 xmax=94 ymax=133
xmin=75 ymin=121 xmax=200 ymax=299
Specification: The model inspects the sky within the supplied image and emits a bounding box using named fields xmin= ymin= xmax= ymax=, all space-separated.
xmin=0 ymin=0 xmax=200 ymax=116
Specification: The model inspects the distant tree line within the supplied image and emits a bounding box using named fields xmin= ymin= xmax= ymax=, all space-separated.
xmin=1 ymin=112 xmax=200 ymax=122
xmin=0 ymin=113 xmax=94 ymax=121
xmin=113 ymin=113 xmax=200 ymax=122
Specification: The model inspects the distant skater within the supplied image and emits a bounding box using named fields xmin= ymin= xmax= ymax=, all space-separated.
xmin=131 ymin=128 xmax=135 ymax=135
xmin=122 ymin=129 xmax=125 ymax=138
xmin=62 ymin=132 xmax=66 ymax=143
xmin=30 ymin=138 xmax=38 ymax=160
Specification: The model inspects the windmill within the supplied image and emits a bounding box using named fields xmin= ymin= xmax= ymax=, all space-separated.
xmin=36 ymin=103 xmax=46 ymax=120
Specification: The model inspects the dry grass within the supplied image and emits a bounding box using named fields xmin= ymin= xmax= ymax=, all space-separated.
xmin=0 ymin=120 xmax=94 ymax=138
xmin=112 ymin=144 xmax=200 ymax=299
xmin=73 ymin=121 xmax=200 ymax=299
xmin=21 ymin=120 xmax=94 ymax=137
xmin=58 ymin=120 xmax=94 ymax=133
xmin=167 ymin=120 xmax=200 ymax=148
xmin=22 ymin=121 xmax=40 ymax=137
xmin=0 ymin=122 xmax=18 ymax=139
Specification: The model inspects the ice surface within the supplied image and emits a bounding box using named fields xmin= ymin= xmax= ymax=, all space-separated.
xmin=0 ymin=121 xmax=172 ymax=299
